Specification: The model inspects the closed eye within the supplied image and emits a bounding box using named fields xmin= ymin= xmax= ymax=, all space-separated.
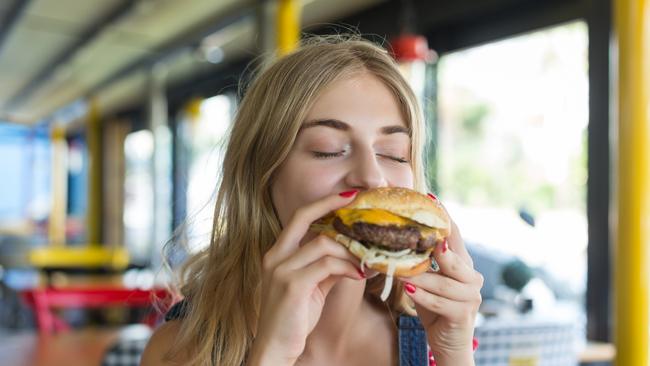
xmin=312 ymin=151 xmax=345 ymax=159
xmin=312 ymin=151 xmax=409 ymax=163
xmin=377 ymin=153 xmax=409 ymax=163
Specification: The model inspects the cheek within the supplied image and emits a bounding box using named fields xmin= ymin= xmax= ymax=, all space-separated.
xmin=386 ymin=164 xmax=415 ymax=189
xmin=300 ymin=164 xmax=345 ymax=192
xmin=272 ymin=157 xmax=344 ymax=227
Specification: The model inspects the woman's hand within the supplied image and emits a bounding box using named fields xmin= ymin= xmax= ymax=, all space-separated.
xmin=249 ymin=191 xmax=364 ymax=366
xmin=400 ymin=215 xmax=483 ymax=366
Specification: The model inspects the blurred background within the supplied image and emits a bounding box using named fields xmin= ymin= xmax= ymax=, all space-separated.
xmin=0 ymin=0 xmax=647 ymax=365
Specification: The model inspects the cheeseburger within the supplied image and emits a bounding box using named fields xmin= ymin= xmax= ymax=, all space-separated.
xmin=311 ymin=187 xmax=450 ymax=300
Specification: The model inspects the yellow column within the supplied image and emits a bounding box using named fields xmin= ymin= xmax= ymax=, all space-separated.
xmin=49 ymin=125 xmax=67 ymax=246
xmin=185 ymin=97 xmax=203 ymax=123
xmin=276 ymin=0 xmax=300 ymax=56
xmin=86 ymin=99 xmax=102 ymax=245
xmin=614 ymin=0 xmax=649 ymax=365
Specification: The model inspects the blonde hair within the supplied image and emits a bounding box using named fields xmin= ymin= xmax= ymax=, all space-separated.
xmin=168 ymin=34 xmax=429 ymax=365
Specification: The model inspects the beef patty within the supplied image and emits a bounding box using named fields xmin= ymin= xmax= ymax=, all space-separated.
xmin=332 ymin=217 xmax=436 ymax=253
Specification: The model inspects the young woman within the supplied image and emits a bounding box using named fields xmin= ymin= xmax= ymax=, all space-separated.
xmin=141 ymin=35 xmax=483 ymax=366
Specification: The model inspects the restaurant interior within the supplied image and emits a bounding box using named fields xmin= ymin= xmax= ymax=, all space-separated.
xmin=0 ymin=0 xmax=647 ymax=365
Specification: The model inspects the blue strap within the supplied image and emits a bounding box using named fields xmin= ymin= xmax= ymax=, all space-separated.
xmin=165 ymin=300 xmax=188 ymax=321
xmin=398 ymin=315 xmax=429 ymax=366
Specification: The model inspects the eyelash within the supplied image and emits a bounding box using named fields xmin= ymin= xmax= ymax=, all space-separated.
xmin=311 ymin=151 xmax=409 ymax=164
xmin=312 ymin=151 xmax=345 ymax=159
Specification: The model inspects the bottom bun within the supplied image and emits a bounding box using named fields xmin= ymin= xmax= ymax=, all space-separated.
xmin=318 ymin=227 xmax=433 ymax=277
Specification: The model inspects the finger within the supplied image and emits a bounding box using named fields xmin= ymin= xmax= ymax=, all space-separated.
xmin=295 ymin=256 xmax=364 ymax=296
xmin=405 ymin=285 xmax=473 ymax=323
xmin=281 ymin=234 xmax=360 ymax=271
xmin=448 ymin=218 xmax=473 ymax=267
xmin=431 ymin=197 xmax=472 ymax=267
xmin=268 ymin=190 xmax=359 ymax=263
xmin=399 ymin=272 xmax=479 ymax=302
xmin=432 ymin=239 xmax=482 ymax=284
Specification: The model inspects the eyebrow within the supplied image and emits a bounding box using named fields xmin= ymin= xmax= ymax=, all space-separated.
xmin=299 ymin=118 xmax=411 ymax=136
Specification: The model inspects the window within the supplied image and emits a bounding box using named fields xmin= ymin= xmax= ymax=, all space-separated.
xmin=124 ymin=129 xmax=155 ymax=263
xmin=181 ymin=94 xmax=235 ymax=252
xmin=436 ymin=21 xmax=589 ymax=302
xmin=0 ymin=123 xmax=50 ymax=239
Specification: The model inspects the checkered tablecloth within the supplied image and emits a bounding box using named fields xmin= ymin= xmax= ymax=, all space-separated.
xmin=473 ymin=317 xmax=579 ymax=366
xmin=102 ymin=338 xmax=148 ymax=366
xmin=101 ymin=325 xmax=152 ymax=366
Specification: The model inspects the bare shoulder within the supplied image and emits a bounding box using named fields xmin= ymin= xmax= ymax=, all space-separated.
xmin=141 ymin=320 xmax=186 ymax=365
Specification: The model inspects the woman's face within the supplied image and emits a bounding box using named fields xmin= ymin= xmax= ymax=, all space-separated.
xmin=271 ymin=72 xmax=414 ymax=229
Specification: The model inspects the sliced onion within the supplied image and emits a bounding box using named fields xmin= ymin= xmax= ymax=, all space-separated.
xmin=360 ymin=247 xmax=375 ymax=271
xmin=376 ymin=248 xmax=412 ymax=257
xmin=380 ymin=259 xmax=396 ymax=301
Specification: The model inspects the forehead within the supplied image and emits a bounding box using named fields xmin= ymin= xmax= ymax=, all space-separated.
xmin=303 ymin=72 xmax=408 ymax=130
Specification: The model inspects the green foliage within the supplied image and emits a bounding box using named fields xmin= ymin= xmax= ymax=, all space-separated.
xmin=461 ymin=103 xmax=489 ymax=137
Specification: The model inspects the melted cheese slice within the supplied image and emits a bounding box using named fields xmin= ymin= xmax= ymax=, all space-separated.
xmin=335 ymin=208 xmax=439 ymax=237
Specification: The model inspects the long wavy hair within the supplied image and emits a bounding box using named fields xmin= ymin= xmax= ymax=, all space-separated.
xmin=167 ymin=34 xmax=430 ymax=365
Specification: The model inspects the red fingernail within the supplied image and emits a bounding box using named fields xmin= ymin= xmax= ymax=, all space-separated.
xmin=357 ymin=268 xmax=366 ymax=279
xmin=441 ymin=239 xmax=448 ymax=254
xmin=427 ymin=193 xmax=438 ymax=201
xmin=472 ymin=337 xmax=479 ymax=351
xmin=404 ymin=283 xmax=416 ymax=294
xmin=339 ymin=190 xmax=358 ymax=198
xmin=428 ymin=348 xmax=437 ymax=365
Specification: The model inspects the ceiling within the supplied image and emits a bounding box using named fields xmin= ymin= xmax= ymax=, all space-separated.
xmin=0 ymin=0 xmax=383 ymax=125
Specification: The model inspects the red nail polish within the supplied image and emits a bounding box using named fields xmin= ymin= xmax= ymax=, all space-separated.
xmin=357 ymin=268 xmax=366 ymax=279
xmin=441 ymin=239 xmax=448 ymax=254
xmin=404 ymin=283 xmax=416 ymax=294
xmin=427 ymin=193 xmax=438 ymax=201
xmin=339 ymin=190 xmax=358 ymax=198
xmin=472 ymin=337 xmax=479 ymax=351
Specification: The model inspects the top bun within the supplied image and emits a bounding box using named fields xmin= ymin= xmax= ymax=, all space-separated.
xmin=343 ymin=187 xmax=450 ymax=234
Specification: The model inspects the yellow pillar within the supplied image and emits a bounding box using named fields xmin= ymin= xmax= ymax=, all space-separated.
xmin=614 ymin=0 xmax=649 ymax=365
xmin=185 ymin=97 xmax=203 ymax=122
xmin=276 ymin=0 xmax=300 ymax=56
xmin=86 ymin=99 xmax=102 ymax=245
xmin=33 ymin=106 xmax=129 ymax=270
xmin=49 ymin=125 xmax=67 ymax=246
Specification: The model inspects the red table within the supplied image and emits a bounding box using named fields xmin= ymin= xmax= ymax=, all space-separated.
xmin=21 ymin=287 xmax=171 ymax=334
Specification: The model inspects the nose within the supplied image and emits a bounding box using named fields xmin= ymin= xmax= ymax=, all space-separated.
xmin=344 ymin=149 xmax=388 ymax=190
